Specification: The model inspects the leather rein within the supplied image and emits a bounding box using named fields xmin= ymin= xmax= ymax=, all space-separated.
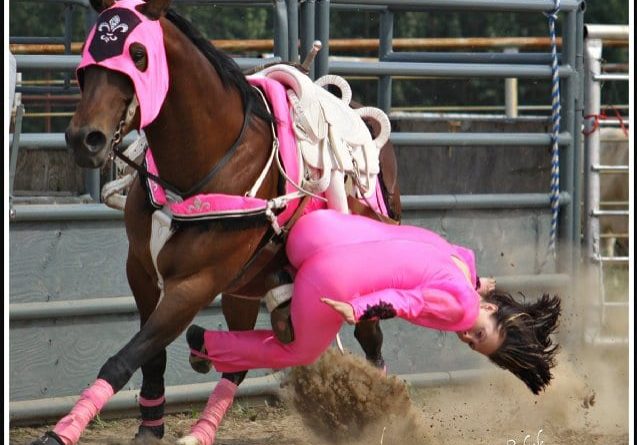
xmin=110 ymin=95 xmax=253 ymax=201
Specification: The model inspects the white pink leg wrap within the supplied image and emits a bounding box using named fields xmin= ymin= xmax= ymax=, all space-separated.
xmin=188 ymin=379 xmax=237 ymax=445
xmin=52 ymin=379 xmax=114 ymax=445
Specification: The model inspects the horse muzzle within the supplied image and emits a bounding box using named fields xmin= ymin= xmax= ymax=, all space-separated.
xmin=66 ymin=125 xmax=111 ymax=168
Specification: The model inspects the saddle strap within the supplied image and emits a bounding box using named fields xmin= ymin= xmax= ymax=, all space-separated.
xmin=346 ymin=195 xmax=399 ymax=226
xmin=225 ymin=195 xmax=312 ymax=294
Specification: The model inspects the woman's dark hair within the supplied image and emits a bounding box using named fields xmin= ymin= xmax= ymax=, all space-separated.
xmin=484 ymin=292 xmax=562 ymax=395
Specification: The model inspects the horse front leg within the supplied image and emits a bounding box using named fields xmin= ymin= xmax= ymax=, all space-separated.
xmin=30 ymin=273 xmax=216 ymax=445
xmin=178 ymin=294 xmax=261 ymax=445
xmin=136 ymin=350 xmax=167 ymax=439
xmin=354 ymin=319 xmax=386 ymax=370
xmin=126 ymin=253 xmax=167 ymax=441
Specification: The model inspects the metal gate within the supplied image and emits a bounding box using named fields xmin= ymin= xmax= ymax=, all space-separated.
xmin=582 ymin=24 xmax=630 ymax=346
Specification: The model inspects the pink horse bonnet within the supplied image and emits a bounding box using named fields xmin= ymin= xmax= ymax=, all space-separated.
xmin=77 ymin=0 xmax=169 ymax=128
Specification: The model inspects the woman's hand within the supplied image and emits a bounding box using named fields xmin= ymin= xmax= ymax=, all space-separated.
xmin=477 ymin=276 xmax=496 ymax=298
xmin=321 ymin=298 xmax=356 ymax=325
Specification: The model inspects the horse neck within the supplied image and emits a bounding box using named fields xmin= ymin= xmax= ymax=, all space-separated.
xmin=143 ymin=22 xmax=246 ymax=196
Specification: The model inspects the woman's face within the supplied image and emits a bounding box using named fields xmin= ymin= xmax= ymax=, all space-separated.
xmin=456 ymin=302 xmax=504 ymax=356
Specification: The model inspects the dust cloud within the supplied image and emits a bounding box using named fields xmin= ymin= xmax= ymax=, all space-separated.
xmin=417 ymin=346 xmax=627 ymax=444
xmin=281 ymin=259 xmax=629 ymax=445
xmin=281 ymin=348 xmax=431 ymax=445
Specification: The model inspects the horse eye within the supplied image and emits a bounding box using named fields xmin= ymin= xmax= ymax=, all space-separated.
xmin=129 ymin=42 xmax=148 ymax=71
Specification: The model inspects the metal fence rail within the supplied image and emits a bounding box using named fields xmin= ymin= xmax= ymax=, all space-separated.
xmin=10 ymin=0 xmax=584 ymax=267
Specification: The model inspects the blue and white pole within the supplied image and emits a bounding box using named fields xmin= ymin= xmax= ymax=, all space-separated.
xmin=546 ymin=0 xmax=561 ymax=256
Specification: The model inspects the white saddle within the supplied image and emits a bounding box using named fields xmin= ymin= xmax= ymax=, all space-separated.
xmin=257 ymin=64 xmax=391 ymax=212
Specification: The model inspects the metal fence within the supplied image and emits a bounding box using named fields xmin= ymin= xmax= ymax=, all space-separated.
xmin=10 ymin=0 xmax=585 ymax=271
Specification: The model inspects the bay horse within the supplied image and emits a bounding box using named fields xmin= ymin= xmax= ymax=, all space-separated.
xmin=31 ymin=0 xmax=399 ymax=444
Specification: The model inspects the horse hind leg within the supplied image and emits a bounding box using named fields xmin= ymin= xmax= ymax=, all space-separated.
xmin=219 ymin=293 xmax=264 ymax=386
xmin=354 ymin=319 xmax=386 ymax=370
xmin=178 ymin=294 xmax=261 ymax=445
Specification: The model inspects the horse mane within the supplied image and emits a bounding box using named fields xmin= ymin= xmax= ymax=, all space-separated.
xmin=165 ymin=9 xmax=274 ymax=124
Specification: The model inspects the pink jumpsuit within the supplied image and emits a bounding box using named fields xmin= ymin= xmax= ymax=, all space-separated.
xmin=201 ymin=210 xmax=481 ymax=372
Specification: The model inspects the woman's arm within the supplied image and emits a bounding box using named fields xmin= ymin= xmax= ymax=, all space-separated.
xmin=323 ymin=287 xmax=468 ymax=331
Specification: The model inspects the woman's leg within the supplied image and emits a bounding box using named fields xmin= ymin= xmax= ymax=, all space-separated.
xmin=190 ymin=273 xmax=342 ymax=372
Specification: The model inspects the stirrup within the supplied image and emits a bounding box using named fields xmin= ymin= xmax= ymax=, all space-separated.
xmin=264 ymin=283 xmax=293 ymax=312
xmin=265 ymin=284 xmax=295 ymax=344
xmin=270 ymin=300 xmax=294 ymax=344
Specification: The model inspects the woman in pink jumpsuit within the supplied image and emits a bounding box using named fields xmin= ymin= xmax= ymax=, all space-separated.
xmin=189 ymin=209 xmax=561 ymax=395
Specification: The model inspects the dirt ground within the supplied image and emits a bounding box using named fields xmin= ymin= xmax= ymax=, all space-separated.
xmin=10 ymin=345 xmax=630 ymax=445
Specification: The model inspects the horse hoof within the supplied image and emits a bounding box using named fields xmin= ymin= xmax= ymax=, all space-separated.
xmin=176 ymin=435 xmax=201 ymax=445
xmin=135 ymin=424 xmax=164 ymax=440
xmin=189 ymin=354 xmax=212 ymax=374
xmin=30 ymin=431 xmax=64 ymax=445
xmin=370 ymin=357 xmax=385 ymax=370
xmin=187 ymin=324 xmax=205 ymax=350
xmin=187 ymin=325 xmax=212 ymax=374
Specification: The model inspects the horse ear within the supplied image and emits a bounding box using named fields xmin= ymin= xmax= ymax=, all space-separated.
xmin=136 ymin=0 xmax=171 ymax=20
xmin=90 ymin=0 xmax=115 ymax=13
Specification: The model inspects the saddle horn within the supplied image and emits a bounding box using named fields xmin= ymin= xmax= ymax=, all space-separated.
xmin=301 ymin=40 xmax=322 ymax=72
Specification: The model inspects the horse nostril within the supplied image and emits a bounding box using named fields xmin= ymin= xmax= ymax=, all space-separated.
xmin=84 ymin=130 xmax=107 ymax=153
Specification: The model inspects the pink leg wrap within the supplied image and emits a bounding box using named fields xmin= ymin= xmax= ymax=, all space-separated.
xmin=52 ymin=379 xmax=114 ymax=445
xmin=189 ymin=379 xmax=237 ymax=445
xmin=138 ymin=395 xmax=165 ymax=407
xmin=138 ymin=395 xmax=166 ymax=428
xmin=140 ymin=418 xmax=165 ymax=427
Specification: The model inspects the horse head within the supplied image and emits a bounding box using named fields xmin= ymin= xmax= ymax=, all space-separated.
xmin=66 ymin=0 xmax=171 ymax=168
